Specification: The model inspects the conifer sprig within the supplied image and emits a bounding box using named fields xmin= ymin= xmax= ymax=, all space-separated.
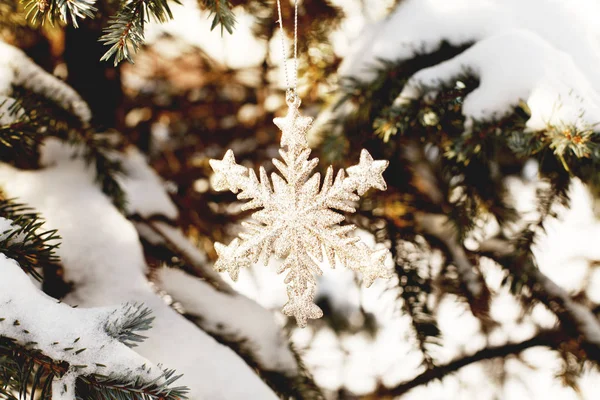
xmin=100 ymin=0 xmax=176 ymax=66
xmin=0 ymin=99 xmax=44 ymax=160
xmin=0 ymin=199 xmax=60 ymax=280
xmin=9 ymin=87 xmax=128 ymax=212
xmin=199 ymin=0 xmax=235 ymax=34
xmin=0 ymin=338 xmax=188 ymax=400
xmin=104 ymin=304 xmax=154 ymax=348
xmin=23 ymin=0 xmax=97 ymax=27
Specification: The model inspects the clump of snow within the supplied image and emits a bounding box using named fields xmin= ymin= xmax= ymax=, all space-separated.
xmin=400 ymin=31 xmax=600 ymax=130
xmin=156 ymin=267 xmax=298 ymax=374
xmin=147 ymin=221 xmax=226 ymax=287
xmin=339 ymin=0 xmax=600 ymax=130
xmin=0 ymin=138 xmax=278 ymax=400
xmin=117 ymin=147 xmax=179 ymax=220
xmin=0 ymin=41 xmax=91 ymax=123
xmin=0 ymin=254 xmax=165 ymax=398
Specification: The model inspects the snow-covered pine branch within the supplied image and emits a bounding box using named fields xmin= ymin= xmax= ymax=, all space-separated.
xmin=0 ymin=136 xmax=307 ymax=399
xmin=0 ymin=41 xmax=91 ymax=124
xmin=0 ymin=252 xmax=187 ymax=399
xmin=316 ymin=0 xmax=600 ymax=143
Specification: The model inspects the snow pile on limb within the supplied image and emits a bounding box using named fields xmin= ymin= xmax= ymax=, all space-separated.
xmin=0 ymin=253 xmax=182 ymax=399
xmin=116 ymin=147 xmax=179 ymax=220
xmin=0 ymin=41 xmax=91 ymax=123
xmin=0 ymin=138 xmax=279 ymax=400
xmin=156 ymin=267 xmax=298 ymax=373
xmin=339 ymin=0 xmax=600 ymax=130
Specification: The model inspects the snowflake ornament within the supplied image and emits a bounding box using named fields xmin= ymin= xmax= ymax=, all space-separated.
xmin=210 ymin=92 xmax=392 ymax=327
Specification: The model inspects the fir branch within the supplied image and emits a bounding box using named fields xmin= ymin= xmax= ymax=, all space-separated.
xmin=0 ymin=98 xmax=44 ymax=161
xmin=199 ymin=0 xmax=235 ymax=34
xmin=100 ymin=0 xmax=175 ymax=66
xmin=104 ymin=303 xmax=154 ymax=348
xmin=0 ymin=338 xmax=188 ymax=400
xmin=0 ymin=337 xmax=62 ymax=399
xmin=23 ymin=0 xmax=97 ymax=28
xmin=79 ymin=367 xmax=188 ymax=400
xmin=9 ymin=87 xmax=128 ymax=211
xmin=0 ymin=198 xmax=60 ymax=280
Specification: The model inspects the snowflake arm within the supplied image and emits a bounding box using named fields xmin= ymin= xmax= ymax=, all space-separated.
xmin=210 ymin=94 xmax=392 ymax=327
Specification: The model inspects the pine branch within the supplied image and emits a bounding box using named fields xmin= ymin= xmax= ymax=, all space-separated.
xmin=23 ymin=0 xmax=97 ymax=27
xmin=100 ymin=0 xmax=175 ymax=66
xmin=479 ymin=236 xmax=600 ymax=364
xmin=0 ymin=338 xmax=188 ymax=400
xmin=103 ymin=303 xmax=153 ymax=348
xmin=199 ymin=0 xmax=235 ymax=35
xmin=0 ymin=198 xmax=60 ymax=280
xmin=9 ymin=86 xmax=127 ymax=212
xmin=0 ymin=98 xmax=44 ymax=160
xmin=374 ymin=329 xmax=559 ymax=397
xmin=76 ymin=133 xmax=128 ymax=212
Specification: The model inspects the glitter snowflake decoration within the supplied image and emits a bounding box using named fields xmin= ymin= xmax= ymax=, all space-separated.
xmin=210 ymin=93 xmax=392 ymax=327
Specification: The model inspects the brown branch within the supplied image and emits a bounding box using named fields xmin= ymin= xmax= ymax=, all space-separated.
xmin=374 ymin=329 xmax=560 ymax=397
xmin=478 ymin=237 xmax=600 ymax=364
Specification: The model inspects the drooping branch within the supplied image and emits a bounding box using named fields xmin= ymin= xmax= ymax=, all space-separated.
xmin=479 ymin=237 xmax=600 ymax=364
xmin=375 ymin=329 xmax=559 ymax=397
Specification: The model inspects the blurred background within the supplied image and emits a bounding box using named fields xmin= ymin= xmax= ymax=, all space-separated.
xmin=3 ymin=0 xmax=600 ymax=398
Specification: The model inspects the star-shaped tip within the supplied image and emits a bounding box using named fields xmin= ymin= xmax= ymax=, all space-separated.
xmin=210 ymin=150 xmax=241 ymax=173
xmin=273 ymin=104 xmax=312 ymax=150
xmin=362 ymin=248 xmax=391 ymax=287
xmin=209 ymin=150 xmax=248 ymax=192
xmin=214 ymin=240 xmax=244 ymax=281
xmin=347 ymin=149 xmax=389 ymax=195
xmin=282 ymin=287 xmax=323 ymax=328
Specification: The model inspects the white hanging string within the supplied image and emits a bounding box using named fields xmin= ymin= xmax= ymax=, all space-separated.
xmin=276 ymin=0 xmax=299 ymax=95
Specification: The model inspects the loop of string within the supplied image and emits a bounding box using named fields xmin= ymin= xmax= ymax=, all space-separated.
xmin=276 ymin=0 xmax=299 ymax=97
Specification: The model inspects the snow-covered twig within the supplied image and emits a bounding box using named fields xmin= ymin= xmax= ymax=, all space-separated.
xmin=0 ymin=41 xmax=91 ymax=123
xmin=155 ymin=267 xmax=298 ymax=374
xmin=0 ymin=253 xmax=186 ymax=399
xmin=0 ymin=138 xmax=281 ymax=399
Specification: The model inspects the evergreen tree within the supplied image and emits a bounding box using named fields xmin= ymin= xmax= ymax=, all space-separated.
xmin=1 ymin=0 xmax=600 ymax=399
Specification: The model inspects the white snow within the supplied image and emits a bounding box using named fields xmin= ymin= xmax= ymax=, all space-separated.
xmin=400 ymin=31 xmax=600 ymax=130
xmin=0 ymin=138 xmax=278 ymax=400
xmin=156 ymin=267 xmax=298 ymax=373
xmin=339 ymin=0 xmax=600 ymax=130
xmin=0 ymin=41 xmax=91 ymax=123
xmin=117 ymin=147 xmax=179 ymax=220
xmin=0 ymin=254 xmax=165 ymax=398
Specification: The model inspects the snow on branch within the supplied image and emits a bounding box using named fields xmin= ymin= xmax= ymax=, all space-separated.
xmin=0 ymin=201 xmax=60 ymax=280
xmin=339 ymin=0 xmax=600 ymax=130
xmin=0 ymin=41 xmax=91 ymax=123
xmin=155 ymin=267 xmax=298 ymax=374
xmin=400 ymin=31 xmax=600 ymax=131
xmin=0 ymin=253 xmax=186 ymax=399
xmin=0 ymin=138 xmax=280 ymax=399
